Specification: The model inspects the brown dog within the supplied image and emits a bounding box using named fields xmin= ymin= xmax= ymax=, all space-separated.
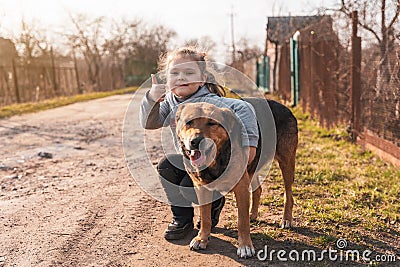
xmin=175 ymin=98 xmax=298 ymax=258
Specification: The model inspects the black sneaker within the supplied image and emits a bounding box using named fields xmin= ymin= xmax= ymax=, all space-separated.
xmin=196 ymin=196 xmax=225 ymax=229
xmin=164 ymin=219 xmax=194 ymax=240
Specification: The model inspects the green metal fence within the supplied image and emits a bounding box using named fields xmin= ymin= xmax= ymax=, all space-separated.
xmin=256 ymin=56 xmax=270 ymax=93
xmin=290 ymin=37 xmax=300 ymax=106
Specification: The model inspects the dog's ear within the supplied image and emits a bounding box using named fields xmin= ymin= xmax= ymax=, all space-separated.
xmin=220 ymin=108 xmax=241 ymax=141
xmin=220 ymin=108 xmax=235 ymax=130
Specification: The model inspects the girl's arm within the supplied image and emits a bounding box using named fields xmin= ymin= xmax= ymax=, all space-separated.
xmin=233 ymin=101 xmax=259 ymax=148
xmin=139 ymin=91 xmax=171 ymax=129
xmin=139 ymin=75 xmax=171 ymax=129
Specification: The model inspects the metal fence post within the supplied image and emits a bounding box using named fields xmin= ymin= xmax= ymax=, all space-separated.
xmin=11 ymin=58 xmax=21 ymax=103
xmin=290 ymin=34 xmax=300 ymax=107
xmin=351 ymin=11 xmax=362 ymax=141
xmin=50 ymin=47 xmax=59 ymax=96
xmin=73 ymin=47 xmax=82 ymax=94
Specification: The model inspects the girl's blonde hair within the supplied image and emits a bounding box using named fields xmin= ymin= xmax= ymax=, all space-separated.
xmin=158 ymin=46 xmax=226 ymax=97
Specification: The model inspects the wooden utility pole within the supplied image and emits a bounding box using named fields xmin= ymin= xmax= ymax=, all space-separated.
xmin=229 ymin=7 xmax=236 ymax=64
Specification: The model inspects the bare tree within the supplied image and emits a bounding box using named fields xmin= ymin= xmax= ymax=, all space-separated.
xmin=66 ymin=14 xmax=107 ymax=91
xmin=17 ymin=19 xmax=52 ymax=63
xmin=124 ymin=23 xmax=176 ymax=85
xmin=236 ymin=38 xmax=262 ymax=61
xmin=336 ymin=0 xmax=400 ymax=80
xmin=64 ymin=14 xmax=176 ymax=88
xmin=183 ymin=36 xmax=217 ymax=56
xmin=102 ymin=18 xmax=140 ymax=88
xmin=103 ymin=19 xmax=140 ymax=60
xmin=230 ymin=37 xmax=262 ymax=72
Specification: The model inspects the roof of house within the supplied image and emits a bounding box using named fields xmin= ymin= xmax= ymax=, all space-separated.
xmin=0 ymin=37 xmax=18 ymax=62
xmin=267 ymin=15 xmax=332 ymax=43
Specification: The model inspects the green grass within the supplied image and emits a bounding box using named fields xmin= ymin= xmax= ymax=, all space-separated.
xmin=249 ymin=106 xmax=400 ymax=264
xmin=0 ymin=87 xmax=138 ymax=119
xmin=291 ymin=107 xmax=400 ymax=229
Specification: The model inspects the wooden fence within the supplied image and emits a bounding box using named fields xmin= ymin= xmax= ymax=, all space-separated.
xmin=276 ymin=13 xmax=400 ymax=166
xmin=0 ymin=55 xmax=127 ymax=106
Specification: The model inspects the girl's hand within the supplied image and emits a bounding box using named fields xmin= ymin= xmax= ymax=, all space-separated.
xmin=149 ymin=74 xmax=169 ymax=102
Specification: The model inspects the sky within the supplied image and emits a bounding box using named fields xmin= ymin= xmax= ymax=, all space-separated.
xmin=0 ymin=0 xmax=336 ymax=62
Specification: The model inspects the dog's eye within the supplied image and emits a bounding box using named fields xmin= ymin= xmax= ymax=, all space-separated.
xmin=207 ymin=120 xmax=218 ymax=126
xmin=185 ymin=120 xmax=193 ymax=126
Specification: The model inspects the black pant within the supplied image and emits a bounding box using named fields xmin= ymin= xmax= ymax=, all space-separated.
xmin=157 ymin=154 xmax=223 ymax=223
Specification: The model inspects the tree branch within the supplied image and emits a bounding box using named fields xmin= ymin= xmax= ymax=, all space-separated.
xmin=359 ymin=21 xmax=382 ymax=43
xmin=388 ymin=0 xmax=400 ymax=29
xmin=339 ymin=0 xmax=382 ymax=43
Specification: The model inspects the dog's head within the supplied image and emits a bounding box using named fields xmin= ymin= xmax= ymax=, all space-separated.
xmin=175 ymin=102 xmax=239 ymax=168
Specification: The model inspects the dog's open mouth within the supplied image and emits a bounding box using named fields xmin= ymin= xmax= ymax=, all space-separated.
xmin=190 ymin=149 xmax=206 ymax=167
xmin=186 ymin=138 xmax=216 ymax=167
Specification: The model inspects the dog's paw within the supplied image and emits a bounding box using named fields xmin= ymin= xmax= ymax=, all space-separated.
xmin=237 ymin=245 xmax=256 ymax=258
xmin=280 ymin=219 xmax=292 ymax=229
xmin=189 ymin=236 xmax=209 ymax=250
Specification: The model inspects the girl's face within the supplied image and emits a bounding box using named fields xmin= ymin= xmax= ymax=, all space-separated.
xmin=167 ymin=58 xmax=205 ymax=99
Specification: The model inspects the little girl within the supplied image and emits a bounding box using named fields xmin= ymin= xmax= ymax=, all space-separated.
xmin=140 ymin=47 xmax=259 ymax=240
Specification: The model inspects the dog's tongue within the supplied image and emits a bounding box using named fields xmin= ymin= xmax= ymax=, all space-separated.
xmin=190 ymin=150 xmax=206 ymax=166
xmin=190 ymin=150 xmax=201 ymax=161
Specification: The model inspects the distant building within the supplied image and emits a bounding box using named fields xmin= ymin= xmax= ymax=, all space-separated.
xmin=0 ymin=37 xmax=18 ymax=66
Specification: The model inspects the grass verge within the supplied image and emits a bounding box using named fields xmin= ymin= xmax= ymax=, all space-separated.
xmin=0 ymin=87 xmax=138 ymax=119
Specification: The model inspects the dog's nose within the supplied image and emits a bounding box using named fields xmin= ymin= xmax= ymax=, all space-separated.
xmin=190 ymin=136 xmax=203 ymax=150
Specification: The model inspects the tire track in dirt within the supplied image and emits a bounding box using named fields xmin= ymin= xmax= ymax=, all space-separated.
xmin=0 ymin=94 xmax=169 ymax=266
xmin=54 ymin=190 xmax=166 ymax=266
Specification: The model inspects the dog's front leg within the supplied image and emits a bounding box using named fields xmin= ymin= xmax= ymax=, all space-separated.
xmin=190 ymin=188 xmax=212 ymax=250
xmin=233 ymin=173 xmax=255 ymax=258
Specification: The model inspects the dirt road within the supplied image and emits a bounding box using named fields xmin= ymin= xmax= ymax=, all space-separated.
xmin=0 ymin=93 xmax=277 ymax=267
